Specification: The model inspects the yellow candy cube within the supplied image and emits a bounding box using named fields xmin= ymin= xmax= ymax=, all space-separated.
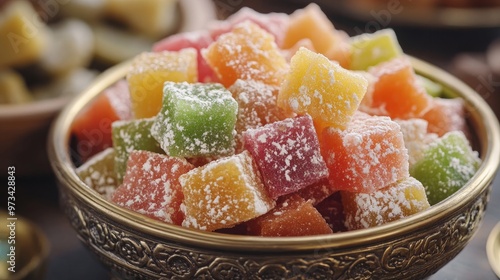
xmin=342 ymin=177 xmax=430 ymax=230
xmin=0 ymin=69 xmax=32 ymax=104
xmin=278 ymin=47 xmax=368 ymax=132
xmin=180 ymin=151 xmax=275 ymax=231
xmin=0 ymin=1 xmax=48 ymax=68
xmin=126 ymin=49 xmax=197 ymax=118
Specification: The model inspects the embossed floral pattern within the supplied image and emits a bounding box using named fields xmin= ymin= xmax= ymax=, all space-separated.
xmin=59 ymin=186 xmax=488 ymax=280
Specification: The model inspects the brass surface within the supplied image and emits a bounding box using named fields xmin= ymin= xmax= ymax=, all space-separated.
xmin=48 ymin=57 xmax=500 ymax=279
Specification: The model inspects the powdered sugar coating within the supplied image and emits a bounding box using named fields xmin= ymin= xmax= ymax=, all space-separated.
xmin=396 ymin=118 xmax=438 ymax=168
xmin=410 ymin=131 xmax=481 ymax=205
xmin=127 ymin=49 xmax=198 ymax=118
xmin=127 ymin=49 xmax=197 ymax=76
xmin=278 ymin=47 xmax=368 ymax=131
xmin=152 ymin=30 xmax=218 ymax=83
xmin=76 ymin=147 xmax=117 ymax=200
xmin=104 ymin=79 xmax=132 ymax=120
xmin=180 ymin=151 xmax=275 ymax=231
xmin=244 ymin=194 xmax=333 ymax=236
xmin=361 ymin=56 xmax=432 ymax=119
xmin=202 ymin=21 xmax=288 ymax=88
xmin=322 ymin=114 xmax=409 ymax=193
xmin=422 ymin=97 xmax=469 ymax=137
xmin=111 ymin=150 xmax=194 ymax=225
xmin=243 ymin=114 xmax=329 ymax=199
xmin=112 ymin=118 xmax=163 ymax=182
xmin=282 ymin=3 xmax=351 ymax=67
xmin=208 ymin=7 xmax=290 ymax=47
xmin=229 ymin=79 xmax=293 ymax=153
xmin=151 ymin=82 xmax=237 ymax=157
xmin=342 ymin=177 xmax=430 ymax=230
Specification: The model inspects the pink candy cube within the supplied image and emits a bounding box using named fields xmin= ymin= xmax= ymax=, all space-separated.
xmin=243 ymin=114 xmax=329 ymax=199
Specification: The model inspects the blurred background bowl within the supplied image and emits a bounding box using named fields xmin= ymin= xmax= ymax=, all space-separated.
xmin=48 ymin=56 xmax=500 ymax=279
xmin=0 ymin=211 xmax=50 ymax=280
xmin=0 ymin=0 xmax=216 ymax=176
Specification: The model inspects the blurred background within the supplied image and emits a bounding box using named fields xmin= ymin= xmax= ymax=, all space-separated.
xmin=1 ymin=0 xmax=499 ymax=279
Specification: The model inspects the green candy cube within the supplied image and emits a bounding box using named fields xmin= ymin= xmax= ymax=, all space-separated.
xmin=417 ymin=74 xmax=443 ymax=97
xmin=151 ymin=82 xmax=238 ymax=157
xmin=350 ymin=28 xmax=403 ymax=71
xmin=112 ymin=117 xmax=163 ymax=182
xmin=410 ymin=131 xmax=481 ymax=205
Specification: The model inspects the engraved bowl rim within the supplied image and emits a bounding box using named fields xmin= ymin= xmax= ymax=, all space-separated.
xmin=48 ymin=56 xmax=500 ymax=252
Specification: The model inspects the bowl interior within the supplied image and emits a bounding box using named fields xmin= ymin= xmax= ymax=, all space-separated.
xmin=49 ymin=56 xmax=500 ymax=252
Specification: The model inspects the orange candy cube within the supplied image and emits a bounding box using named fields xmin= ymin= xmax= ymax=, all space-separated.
xmin=245 ymin=194 xmax=333 ymax=237
xmin=281 ymin=3 xmax=351 ymax=67
xmin=111 ymin=151 xmax=194 ymax=225
xmin=180 ymin=151 xmax=275 ymax=231
xmin=363 ymin=57 xmax=432 ymax=119
xmin=202 ymin=21 xmax=288 ymax=88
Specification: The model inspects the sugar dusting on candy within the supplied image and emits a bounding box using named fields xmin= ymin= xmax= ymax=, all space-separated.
xmin=202 ymin=20 xmax=288 ymax=87
xmin=111 ymin=150 xmax=194 ymax=225
xmin=396 ymin=118 xmax=438 ymax=168
xmin=244 ymin=193 xmax=333 ymax=236
xmin=422 ymin=97 xmax=469 ymax=137
xmin=151 ymin=81 xmax=237 ymax=157
xmin=180 ymin=151 xmax=274 ymax=231
xmin=112 ymin=117 xmax=163 ymax=182
xmin=127 ymin=49 xmax=197 ymax=76
xmin=410 ymin=131 xmax=481 ymax=205
xmin=229 ymin=79 xmax=293 ymax=153
xmin=208 ymin=6 xmax=290 ymax=46
xmin=76 ymin=147 xmax=117 ymax=200
xmin=322 ymin=114 xmax=409 ymax=193
xmin=343 ymin=177 xmax=430 ymax=230
xmin=104 ymin=79 xmax=132 ymax=120
xmin=243 ymin=114 xmax=329 ymax=199
xmin=278 ymin=47 xmax=368 ymax=131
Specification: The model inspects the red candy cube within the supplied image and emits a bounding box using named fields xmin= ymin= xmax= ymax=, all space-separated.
xmin=111 ymin=150 xmax=194 ymax=225
xmin=243 ymin=114 xmax=329 ymax=199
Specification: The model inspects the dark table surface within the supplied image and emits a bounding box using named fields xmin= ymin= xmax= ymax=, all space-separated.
xmin=5 ymin=0 xmax=500 ymax=279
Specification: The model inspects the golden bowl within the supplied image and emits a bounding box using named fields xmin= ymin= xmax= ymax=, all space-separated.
xmin=48 ymin=57 xmax=500 ymax=280
xmin=0 ymin=97 xmax=69 ymax=176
